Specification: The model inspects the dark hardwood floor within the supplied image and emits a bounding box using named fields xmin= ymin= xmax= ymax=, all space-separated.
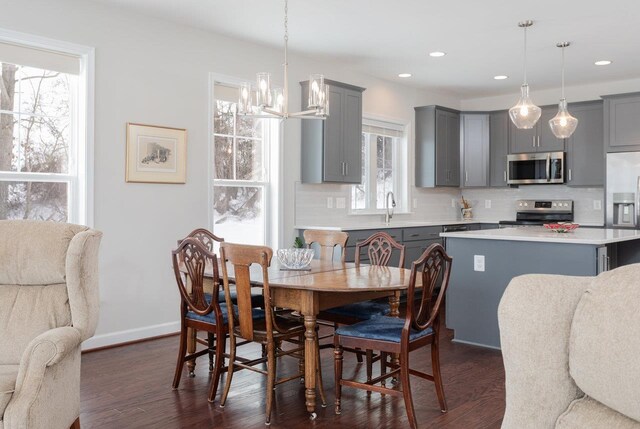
xmin=80 ymin=329 xmax=505 ymax=429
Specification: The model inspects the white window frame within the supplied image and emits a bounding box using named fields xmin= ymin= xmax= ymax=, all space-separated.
xmin=209 ymin=73 xmax=282 ymax=249
xmin=350 ymin=115 xmax=409 ymax=214
xmin=0 ymin=28 xmax=95 ymax=226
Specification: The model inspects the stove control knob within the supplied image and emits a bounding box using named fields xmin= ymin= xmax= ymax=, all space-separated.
xmin=553 ymin=203 xmax=557 ymax=207
xmin=564 ymin=203 xmax=569 ymax=207
xmin=524 ymin=202 xmax=528 ymax=207
xmin=518 ymin=202 xmax=523 ymax=207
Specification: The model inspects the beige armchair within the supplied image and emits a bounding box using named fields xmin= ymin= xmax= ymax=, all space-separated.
xmin=498 ymin=264 xmax=640 ymax=429
xmin=0 ymin=220 xmax=102 ymax=429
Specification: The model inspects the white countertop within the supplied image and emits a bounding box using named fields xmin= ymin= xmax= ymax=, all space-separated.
xmin=441 ymin=226 xmax=640 ymax=245
xmin=294 ymin=219 xmax=502 ymax=231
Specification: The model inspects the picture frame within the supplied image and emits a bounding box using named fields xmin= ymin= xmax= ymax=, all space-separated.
xmin=125 ymin=123 xmax=187 ymax=184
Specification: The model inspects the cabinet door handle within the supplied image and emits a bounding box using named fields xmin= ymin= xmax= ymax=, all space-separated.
xmin=532 ymin=136 xmax=536 ymax=147
xmin=465 ymin=171 xmax=469 ymax=183
xmin=341 ymin=162 xmax=345 ymax=176
xmin=537 ymin=136 xmax=541 ymax=147
xmin=568 ymin=169 xmax=572 ymax=181
xmin=345 ymin=162 xmax=348 ymax=176
xmin=409 ymin=233 xmax=420 ymax=237
xmin=503 ymin=170 xmax=507 ymax=182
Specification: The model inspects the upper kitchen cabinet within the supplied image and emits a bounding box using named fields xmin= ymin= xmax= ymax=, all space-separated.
xmin=604 ymin=92 xmax=640 ymax=152
xmin=566 ymin=101 xmax=604 ymax=187
xmin=300 ymin=80 xmax=365 ymax=184
xmin=461 ymin=113 xmax=489 ymax=187
xmin=415 ymin=106 xmax=460 ymax=187
xmin=489 ymin=111 xmax=509 ymax=187
xmin=509 ymin=106 xmax=565 ymax=153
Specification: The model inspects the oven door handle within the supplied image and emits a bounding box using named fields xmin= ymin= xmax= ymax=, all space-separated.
xmin=546 ymin=153 xmax=551 ymax=182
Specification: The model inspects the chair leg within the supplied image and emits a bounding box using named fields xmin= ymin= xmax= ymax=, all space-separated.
xmin=208 ymin=330 xmax=226 ymax=403
xmin=400 ymin=353 xmax=418 ymax=429
xmin=355 ymin=347 xmax=364 ymax=363
xmin=219 ymin=333 xmax=236 ymax=407
xmin=172 ymin=323 xmax=188 ymax=389
xmin=366 ymin=349 xmax=374 ymax=382
xmin=431 ymin=337 xmax=448 ymax=412
xmin=265 ymin=341 xmax=276 ymax=425
xmin=315 ymin=337 xmax=327 ymax=407
xmin=334 ymin=342 xmax=344 ymax=415
xmin=380 ymin=351 xmax=388 ymax=388
xmin=70 ymin=417 xmax=80 ymax=429
xmin=208 ymin=332 xmax=215 ymax=372
xmin=187 ymin=328 xmax=197 ymax=377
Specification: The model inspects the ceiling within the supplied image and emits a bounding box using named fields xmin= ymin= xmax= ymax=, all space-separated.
xmin=91 ymin=0 xmax=640 ymax=98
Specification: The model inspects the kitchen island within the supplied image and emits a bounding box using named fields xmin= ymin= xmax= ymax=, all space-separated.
xmin=440 ymin=226 xmax=640 ymax=349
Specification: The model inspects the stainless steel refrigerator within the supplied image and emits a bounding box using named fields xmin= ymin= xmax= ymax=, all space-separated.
xmin=606 ymin=152 xmax=640 ymax=228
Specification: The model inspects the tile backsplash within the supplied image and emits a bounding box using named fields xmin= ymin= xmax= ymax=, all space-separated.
xmin=295 ymin=182 xmax=605 ymax=227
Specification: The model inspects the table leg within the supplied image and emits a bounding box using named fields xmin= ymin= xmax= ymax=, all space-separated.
xmin=186 ymin=327 xmax=197 ymax=376
xmin=389 ymin=292 xmax=401 ymax=383
xmin=303 ymin=314 xmax=317 ymax=417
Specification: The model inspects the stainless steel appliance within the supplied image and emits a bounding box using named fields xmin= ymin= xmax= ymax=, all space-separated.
xmin=499 ymin=199 xmax=574 ymax=227
xmin=606 ymin=152 xmax=640 ymax=228
xmin=507 ymin=151 xmax=565 ymax=185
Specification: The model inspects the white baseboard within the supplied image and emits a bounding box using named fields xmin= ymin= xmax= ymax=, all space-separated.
xmin=82 ymin=320 xmax=180 ymax=351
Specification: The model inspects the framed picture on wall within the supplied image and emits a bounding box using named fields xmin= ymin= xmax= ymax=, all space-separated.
xmin=125 ymin=123 xmax=187 ymax=183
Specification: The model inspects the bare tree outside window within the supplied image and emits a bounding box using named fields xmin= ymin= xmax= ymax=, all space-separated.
xmin=0 ymin=62 xmax=72 ymax=221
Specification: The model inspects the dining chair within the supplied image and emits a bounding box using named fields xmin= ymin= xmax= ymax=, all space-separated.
xmin=178 ymin=228 xmax=264 ymax=375
xmin=333 ymin=243 xmax=452 ymax=429
xmin=218 ymin=242 xmax=326 ymax=425
xmin=171 ymin=238 xmax=265 ymax=402
xmin=303 ymin=229 xmax=348 ymax=263
xmin=320 ymin=231 xmax=405 ymax=380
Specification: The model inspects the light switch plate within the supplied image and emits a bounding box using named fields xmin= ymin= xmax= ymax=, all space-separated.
xmin=485 ymin=200 xmax=492 ymax=209
xmin=336 ymin=197 xmax=346 ymax=209
xmin=474 ymin=255 xmax=485 ymax=272
xmin=327 ymin=197 xmax=333 ymax=209
xmin=594 ymin=200 xmax=602 ymax=210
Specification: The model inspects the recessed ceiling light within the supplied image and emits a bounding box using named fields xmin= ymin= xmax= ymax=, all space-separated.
xmin=494 ymin=75 xmax=508 ymax=80
xmin=594 ymin=60 xmax=612 ymax=66
xmin=398 ymin=73 xmax=412 ymax=78
xmin=429 ymin=51 xmax=446 ymax=57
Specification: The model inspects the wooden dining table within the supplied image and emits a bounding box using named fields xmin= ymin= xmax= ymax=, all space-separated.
xmin=187 ymin=258 xmax=416 ymax=417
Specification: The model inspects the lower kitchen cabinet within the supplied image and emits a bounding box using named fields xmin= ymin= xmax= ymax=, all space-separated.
xmin=404 ymin=239 xmax=443 ymax=269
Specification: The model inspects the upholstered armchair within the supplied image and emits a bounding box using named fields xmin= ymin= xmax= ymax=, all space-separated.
xmin=498 ymin=264 xmax=640 ymax=429
xmin=0 ymin=220 xmax=102 ymax=429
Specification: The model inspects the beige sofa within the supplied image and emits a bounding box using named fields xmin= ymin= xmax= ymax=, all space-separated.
xmin=499 ymin=264 xmax=640 ymax=429
xmin=0 ymin=221 xmax=102 ymax=429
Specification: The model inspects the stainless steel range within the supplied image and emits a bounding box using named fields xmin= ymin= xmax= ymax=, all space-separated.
xmin=499 ymin=199 xmax=574 ymax=227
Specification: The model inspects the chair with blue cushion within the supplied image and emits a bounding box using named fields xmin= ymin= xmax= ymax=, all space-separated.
xmin=320 ymin=231 xmax=405 ymax=380
xmin=171 ymin=238 xmax=264 ymax=403
xmin=334 ymin=243 xmax=452 ymax=429
xmin=179 ymin=228 xmax=264 ymax=375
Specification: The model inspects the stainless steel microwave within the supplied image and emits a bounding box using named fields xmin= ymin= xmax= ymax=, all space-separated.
xmin=507 ymin=152 xmax=565 ymax=185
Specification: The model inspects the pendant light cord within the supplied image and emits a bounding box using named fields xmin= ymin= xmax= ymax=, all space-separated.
xmin=561 ymin=45 xmax=565 ymax=100
xmin=283 ymin=0 xmax=289 ymax=114
xmin=523 ymin=25 xmax=527 ymax=85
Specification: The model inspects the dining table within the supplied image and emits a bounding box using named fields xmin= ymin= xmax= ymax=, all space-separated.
xmin=185 ymin=258 xmax=417 ymax=418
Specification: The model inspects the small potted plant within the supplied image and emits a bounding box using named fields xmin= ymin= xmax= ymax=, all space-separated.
xmin=460 ymin=196 xmax=473 ymax=220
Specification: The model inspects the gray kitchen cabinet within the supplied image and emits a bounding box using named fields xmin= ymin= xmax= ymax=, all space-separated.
xmin=489 ymin=111 xmax=509 ymax=187
xmin=461 ymin=114 xmax=489 ymax=187
xmin=509 ymin=106 xmax=565 ymax=153
xmin=300 ymin=80 xmax=365 ymax=184
xmin=604 ymin=92 xmax=640 ymax=152
xmin=404 ymin=239 xmax=443 ymax=269
xmin=415 ymin=106 xmax=461 ymax=187
xmin=566 ymin=101 xmax=604 ymax=187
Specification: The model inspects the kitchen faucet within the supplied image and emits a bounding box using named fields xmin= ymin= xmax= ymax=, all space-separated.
xmin=385 ymin=191 xmax=396 ymax=225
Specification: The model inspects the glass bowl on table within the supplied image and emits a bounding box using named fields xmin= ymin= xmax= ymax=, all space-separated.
xmin=543 ymin=222 xmax=579 ymax=233
xmin=276 ymin=248 xmax=314 ymax=270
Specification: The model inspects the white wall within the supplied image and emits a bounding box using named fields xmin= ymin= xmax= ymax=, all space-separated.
xmin=0 ymin=0 xmax=460 ymax=347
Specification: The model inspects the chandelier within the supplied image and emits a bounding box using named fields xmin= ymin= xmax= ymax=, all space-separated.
xmin=237 ymin=0 xmax=329 ymax=120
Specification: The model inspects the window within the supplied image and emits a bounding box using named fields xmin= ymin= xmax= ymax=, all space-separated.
xmin=212 ymin=81 xmax=279 ymax=246
xmin=0 ymin=36 xmax=91 ymax=224
xmin=352 ymin=118 xmax=407 ymax=211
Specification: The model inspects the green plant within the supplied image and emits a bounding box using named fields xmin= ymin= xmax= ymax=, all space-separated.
xmin=293 ymin=237 xmax=304 ymax=248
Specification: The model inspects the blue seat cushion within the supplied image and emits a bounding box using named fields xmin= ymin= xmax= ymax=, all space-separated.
xmin=335 ymin=315 xmax=433 ymax=343
xmin=219 ymin=288 xmax=264 ymax=308
xmin=324 ymin=300 xmax=390 ymax=319
xmin=186 ymin=293 xmax=265 ymax=325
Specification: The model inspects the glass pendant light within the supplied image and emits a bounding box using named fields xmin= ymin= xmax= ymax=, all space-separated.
xmin=509 ymin=20 xmax=541 ymax=129
xmin=549 ymin=42 xmax=578 ymax=138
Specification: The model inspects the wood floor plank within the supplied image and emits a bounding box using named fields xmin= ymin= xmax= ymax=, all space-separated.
xmin=80 ymin=329 xmax=505 ymax=428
